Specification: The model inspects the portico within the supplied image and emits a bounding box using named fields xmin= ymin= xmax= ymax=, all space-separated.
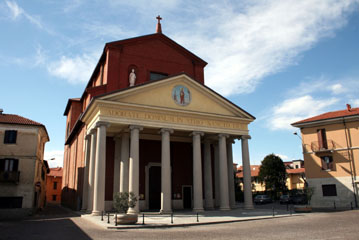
xmin=80 ymin=74 xmax=254 ymax=215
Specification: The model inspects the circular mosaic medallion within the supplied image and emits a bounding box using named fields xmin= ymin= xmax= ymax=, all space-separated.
xmin=172 ymin=85 xmax=191 ymax=106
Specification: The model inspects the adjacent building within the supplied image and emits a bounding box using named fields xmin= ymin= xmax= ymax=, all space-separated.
xmin=292 ymin=104 xmax=359 ymax=208
xmin=62 ymin=18 xmax=255 ymax=215
xmin=0 ymin=109 xmax=49 ymax=218
xmin=236 ymin=160 xmax=305 ymax=192
xmin=46 ymin=167 xmax=63 ymax=204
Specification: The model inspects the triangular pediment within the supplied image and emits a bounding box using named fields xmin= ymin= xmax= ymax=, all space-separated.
xmin=99 ymin=74 xmax=254 ymax=121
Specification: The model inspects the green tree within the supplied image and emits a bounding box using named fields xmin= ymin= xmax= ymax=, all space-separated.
xmin=258 ymin=154 xmax=287 ymax=196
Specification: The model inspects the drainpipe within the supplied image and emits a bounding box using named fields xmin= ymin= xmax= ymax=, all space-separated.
xmin=343 ymin=117 xmax=358 ymax=208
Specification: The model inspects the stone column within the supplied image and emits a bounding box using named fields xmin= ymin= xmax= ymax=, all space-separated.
xmin=160 ymin=128 xmax=173 ymax=213
xmin=120 ymin=132 xmax=130 ymax=193
xmin=203 ymin=139 xmax=214 ymax=209
xmin=192 ymin=131 xmax=204 ymax=212
xmin=241 ymin=135 xmax=254 ymax=209
xmin=92 ymin=122 xmax=108 ymax=215
xmin=81 ymin=134 xmax=91 ymax=211
xmin=128 ymin=125 xmax=143 ymax=214
xmin=214 ymin=143 xmax=220 ymax=208
xmin=218 ymin=134 xmax=230 ymax=210
xmin=227 ymin=140 xmax=236 ymax=209
xmin=113 ymin=136 xmax=121 ymax=194
xmin=87 ymin=129 xmax=97 ymax=212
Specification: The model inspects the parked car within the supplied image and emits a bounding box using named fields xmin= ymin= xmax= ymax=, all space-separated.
xmin=279 ymin=194 xmax=292 ymax=204
xmin=254 ymin=195 xmax=272 ymax=204
xmin=291 ymin=194 xmax=308 ymax=205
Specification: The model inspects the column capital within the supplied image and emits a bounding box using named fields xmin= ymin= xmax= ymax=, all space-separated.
xmin=203 ymin=138 xmax=213 ymax=144
xmin=129 ymin=125 xmax=143 ymax=131
xmin=241 ymin=135 xmax=251 ymax=140
xmin=96 ymin=121 xmax=110 ymax=128
xmin=190 ymin=131 xmax=204 ymax=137
xmin=89 ymin=128 xmax=97 ymax=135
xmin=85 ymin=134 xmax=91 ymax=140
xmin=159 ymin=128 xmax=174 ymax=134
xmin=218 ymin=133 xmax=229 ymax=139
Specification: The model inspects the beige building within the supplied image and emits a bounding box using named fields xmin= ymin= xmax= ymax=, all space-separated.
xmin=292 ymin=104 xmax=359 ymax=208
xmin=237 ymin=161 xmax=305 ymax=192
xmin=0 ymin=110 xmax=49 ymax=218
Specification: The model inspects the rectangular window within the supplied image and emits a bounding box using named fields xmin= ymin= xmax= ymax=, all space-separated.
xmin=0 ymin=197 xmax=23 ymax=208
xmin=322 ymin=184 xmax=337 ymax=196
xmin=0 ymin=159 xmax=19 ymax=172
xmin=52 ymin=195 xmax=57 ymax=201
xmin=317 ymin=129 xmax=328 ymax=150
xmin=4 ymin=130 xmax=17 ymax=144
xmin=53 ymin=181 xmax=57 ymax=190
xmin=321 ymin=156 xmax=334 ymax=171
xmin=150 ymin=72 xmax=168 ymax=81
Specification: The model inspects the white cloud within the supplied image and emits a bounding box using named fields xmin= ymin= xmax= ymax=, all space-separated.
xmin=47 ymin=52 xmax=99 ymax=84
xmin=6 ymin=1 xmax=22 ymax=19
xmin=330 ymin=83 xmax=347 ymax=95
xmin=44 ymin=150 xmax=64 ymax=168
xmin=269 ymin=95 xmax=339 ymax=130
xmin=172 ymin=0 xmax=358 ymax=96
xmin=275 ymin=154 xmax=289 ymax=161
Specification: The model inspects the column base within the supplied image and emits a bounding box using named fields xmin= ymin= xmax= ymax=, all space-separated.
xmin=219 ymin=207 xmax=231 ymax=211
xmin=160 ymin=209 xmax=173 ymax=214
xmin=127 ymin=208 xmax=138 ymax=214
xmin=193 ymin=208 xmax=204 ymax=212
xmin=244 ymin=205 xmax=254 ymax=210
xmin=91 ymin=210 xmax=102 ymax=216
xmin=205 ymin=206 xmax=215 ymax=210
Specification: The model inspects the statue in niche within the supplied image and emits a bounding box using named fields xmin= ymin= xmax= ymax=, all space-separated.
xmin=129 ymin=69 xmax=136 ymax=86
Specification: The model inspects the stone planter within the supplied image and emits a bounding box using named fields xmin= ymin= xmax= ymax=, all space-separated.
xmin=294 ymin=205 xmax=312 ymax=213
xmin=114 ymin=213 xmax=138 ymax=225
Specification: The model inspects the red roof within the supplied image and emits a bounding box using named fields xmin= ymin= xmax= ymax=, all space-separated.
xmin=0 ymin=113 xmax=44 ymax=126
xmin=236 ymin=165 xmax=260 ymax=178
xmin=292 ymin=107 xmax=359 ymax=125
xmin=48 ymin=167 xmax=63 ymax=177
xmin=287 ymin=168 xmax=305 ymax=174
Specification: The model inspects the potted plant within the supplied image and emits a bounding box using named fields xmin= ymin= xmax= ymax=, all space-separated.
xmin=113 ymin=192 xmax=138 ymax=224
xmin=294 ymin=187 xmax=314 ymax=213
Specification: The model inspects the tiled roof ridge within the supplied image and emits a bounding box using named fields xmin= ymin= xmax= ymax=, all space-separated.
xmin=0 ymin=113 xmax=44 ymax=126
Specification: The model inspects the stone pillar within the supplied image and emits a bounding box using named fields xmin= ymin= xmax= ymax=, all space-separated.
xmin=120 ymin=132 xmax=130 ymax=193
xmin=203 ymin=139 xmax=214 ymax=209
xmin=87 ymin=129 xmax=97 ymax=212
xmin=128 ymin=125 xmax=143 ymax=214
xmin=81 ymin=134 xmax=91 ymax=211
xmin=218 ymin=134 xmax=230 ymax=210
xmin=214 ymin=143 xmax=220 ymax=208
xmin=227 ymin=140 xmax=236 ymax=209
xmin=241 ymin=135 xmax=254 ymax=209
xmin=92 ymin=122 xmax=108 ymax=215
xmin=113 ymin=136 xmax=121 ymax=194
xmin=192 ymin=131 xmax=204 ymax=212
xmin=160 ymin=128 xmax=173 ymax=213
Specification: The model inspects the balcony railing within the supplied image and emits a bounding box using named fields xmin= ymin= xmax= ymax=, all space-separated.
xmin=311 ymin=140 xmax=336 ymax=152
xmin=0 ymin=171 xmax=20 ymax=184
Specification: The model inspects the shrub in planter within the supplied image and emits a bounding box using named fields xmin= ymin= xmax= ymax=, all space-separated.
xmin=113 ymin=192 xmax=138 ymax=224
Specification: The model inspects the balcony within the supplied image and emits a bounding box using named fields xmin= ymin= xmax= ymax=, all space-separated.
xmin=0 ymin=171 xmax=20 ymax=184
xmin=310 ymin=140 xmax=336 ymax=153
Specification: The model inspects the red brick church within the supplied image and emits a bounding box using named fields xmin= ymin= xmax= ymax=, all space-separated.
xmin=62 ymin=17 xmax=255 ymax=214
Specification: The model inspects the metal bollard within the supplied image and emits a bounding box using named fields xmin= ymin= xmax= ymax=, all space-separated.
xmin=196 ymin=213 xmax=199 ymax=222
xmin=272 ymin=207 xmax=275 ymax=217
xmin=107 ymin=212 xmax=110 ymax=224
xmin=286 ymin=203 xmax=289 ymax=211
xmin=334 ymin=201 xmax=336 ymax=210
xmin=290 ymin=206 xmax=292 ymax=216
xmin=142 ymin=213 xmax=145 ymax=225
xmin=351 ymin=202 xmax=353 ymax=210
xmin=115 ymin=213 xmax=117 ymax=226
xmin=171 ymin=213 xmax=173 ymax=224
xmin=101 ymin=211 xmax=104 ymax=221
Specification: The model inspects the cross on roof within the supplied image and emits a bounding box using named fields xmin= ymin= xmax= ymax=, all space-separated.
xmin=156 ymin=15 xmax=162 ymax=24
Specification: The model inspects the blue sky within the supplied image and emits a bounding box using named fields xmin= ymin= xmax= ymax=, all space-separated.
xmin=1 ymin=0 xmax=358 ymax=168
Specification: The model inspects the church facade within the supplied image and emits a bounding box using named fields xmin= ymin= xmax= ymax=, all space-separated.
xmin=62 ymin=20 xmax=255 ymax=214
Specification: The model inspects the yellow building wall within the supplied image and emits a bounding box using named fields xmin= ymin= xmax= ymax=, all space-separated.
xmin=301 ymin=121 xmax=359 ymax=179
